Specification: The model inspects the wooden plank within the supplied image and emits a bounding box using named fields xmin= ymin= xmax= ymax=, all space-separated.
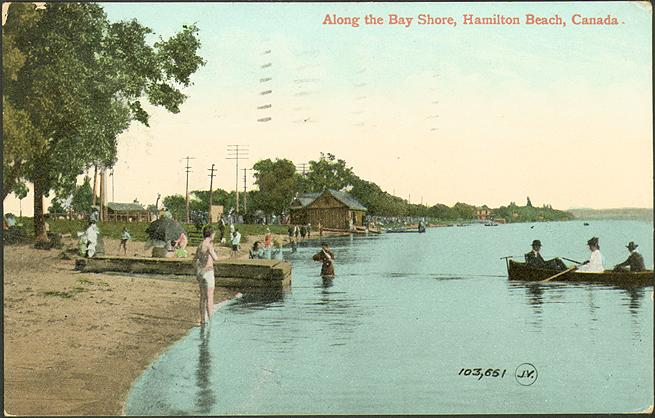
xmin=75 ymin=256 xmax=292 ymax=288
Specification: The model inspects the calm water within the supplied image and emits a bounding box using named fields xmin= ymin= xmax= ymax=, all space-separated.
xmin=125 ymin=220 xmax=653 ymax=415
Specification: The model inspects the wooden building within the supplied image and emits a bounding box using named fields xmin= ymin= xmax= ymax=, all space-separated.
xmin=106 ymin=202 xmax=150 ymax=222
xmin=289 ymin=189 xmax=367 ymax=230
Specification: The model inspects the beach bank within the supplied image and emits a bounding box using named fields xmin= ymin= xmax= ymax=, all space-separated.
xmin=3 ymin=228 xmax=349 ymax=415
xmin=3 ymin=241 xmax=239 ymax=415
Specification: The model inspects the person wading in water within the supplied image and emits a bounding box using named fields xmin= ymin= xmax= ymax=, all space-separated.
xmin=313 ymin=242 xmax=335 ymax=277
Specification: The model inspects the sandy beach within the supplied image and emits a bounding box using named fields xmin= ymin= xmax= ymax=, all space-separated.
xmin=3 ymin=230 xmax=341 ymax=415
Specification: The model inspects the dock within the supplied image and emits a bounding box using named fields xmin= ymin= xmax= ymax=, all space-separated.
xmin=75 ymin=256 xmax=292 ymax=288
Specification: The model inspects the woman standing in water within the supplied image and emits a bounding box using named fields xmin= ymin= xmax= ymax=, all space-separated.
xmin=195 ymin=225 xmax=219 ymax=324
xmin=313 ymin=242 xmax=335 ymax=277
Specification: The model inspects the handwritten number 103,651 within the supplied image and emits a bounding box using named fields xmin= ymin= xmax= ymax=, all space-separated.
xmin=459 ymin=368 xmax=506 ymax=380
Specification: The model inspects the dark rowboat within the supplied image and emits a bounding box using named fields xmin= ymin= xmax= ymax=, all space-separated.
xmin=507 ymin=260 xmax=653 ymax=287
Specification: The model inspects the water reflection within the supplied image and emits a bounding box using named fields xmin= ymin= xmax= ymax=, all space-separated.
xmin=195 ymin=325 xmax=216 ymax=414
xmin=321 ymin=276 xmax=334 ymax=289
xmin=622 ymin=287 xmax=645 ymax=317
xmin=228 ymin=288 xmax=288 ymax=313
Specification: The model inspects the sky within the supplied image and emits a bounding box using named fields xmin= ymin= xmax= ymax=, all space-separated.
xmin=3 ymin=1 xmax=653 ymax=216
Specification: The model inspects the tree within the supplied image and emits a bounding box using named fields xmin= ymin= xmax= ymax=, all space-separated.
xmin=162 ymin=195 xmax=186 ymax=221
xmin=71 ymin=177 xmax=94 ymax=214
xmin=3 ymin=3 xmax=205 ymax=241
xmin=303 ymin=153 xmax=355 ymax=192
xmin=252 ymin=158 xmax=299 ymax=215
xmin=13 ymin=182 xmax=29 ymax=217
xmin=526 ymin=196 xmax=533 ymax=207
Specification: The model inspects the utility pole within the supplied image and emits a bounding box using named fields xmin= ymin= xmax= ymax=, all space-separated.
xmin=208 ymin=163 xmax=217 ymax=223
xmin=295 ymin=163 xmax=308 ymax=175
xmin=243 ymin=168 xmax=253 ymax=213
xmin=226 ymin=145 xmax=249 ymax=214
xmin=184 ymin=156 xmax=195 ymax=223
xmin=92 ymin=164 xmax=98 ymax=206
xmin=110 ymin=169 xmax=115 ymax=202
xmin=99 ymin=168 xmax=106 ymax=221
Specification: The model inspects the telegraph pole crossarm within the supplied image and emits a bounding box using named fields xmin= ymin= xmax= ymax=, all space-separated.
xmin=226 ymin=145 xmax=249 ymax=214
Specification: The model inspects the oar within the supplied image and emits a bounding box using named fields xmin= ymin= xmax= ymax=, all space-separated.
xmin=541 ymin=266 xmax=577 ymax=283
xmin=562 ymin=257 xmax=582 ymax=264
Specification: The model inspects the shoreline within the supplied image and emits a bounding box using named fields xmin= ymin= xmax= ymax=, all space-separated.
xmin=2 ymin=240 xmax=242 ymax=416
xmin=2 ymin=229 xmax=351 ymax=415
xmin=2 ymin=229 xmax=343 ymax=415
xmin=118 ymin=293 xmax=243 ymax=416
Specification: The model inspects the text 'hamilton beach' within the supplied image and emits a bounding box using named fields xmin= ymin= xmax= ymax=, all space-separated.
xmin=322 ymin=13 xmax=623 ymax=28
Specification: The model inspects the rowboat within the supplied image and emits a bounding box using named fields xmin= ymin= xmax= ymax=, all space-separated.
xmin=386 ymin=228 xmax=422 ymax=233
xmin=507 ymin=260 xmax=653 ymax=287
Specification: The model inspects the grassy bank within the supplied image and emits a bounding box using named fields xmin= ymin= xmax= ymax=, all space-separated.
xmin=11 ymin=217 xmax=289 ymax=243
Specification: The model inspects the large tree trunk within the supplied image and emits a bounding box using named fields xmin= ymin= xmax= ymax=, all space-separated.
xmin=33 ymin=179 xmax=48 ymax=242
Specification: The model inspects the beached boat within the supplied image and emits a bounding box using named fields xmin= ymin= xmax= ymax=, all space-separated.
xmin=507 ymin=259 xmax=653 ymax=287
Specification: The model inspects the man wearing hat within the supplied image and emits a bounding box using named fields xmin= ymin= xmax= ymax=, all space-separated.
xmin=525 ymin=240 xmax=567 ymax=270
xmin=577 ymin=237 xmax=604 ymax=273
xmin=613 ymin=242 xmax=646 ymax=272
xmin=312 ymin=242 xmax=335 ymax=277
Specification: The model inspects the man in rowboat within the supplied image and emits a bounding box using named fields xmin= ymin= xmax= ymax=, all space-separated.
xmin=525 ymin=240 xmax=567 ymax=270
xmin=577 ymin=237 xmax=604 ymax=273
xmin=613 ymin=241 xmax=646 ymax=272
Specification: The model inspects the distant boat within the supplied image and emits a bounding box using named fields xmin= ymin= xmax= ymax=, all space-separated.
xmin=583 ymin=222 xmax=590 ymax=226
xmin=484 ymin=221 xmax=499 ymax=226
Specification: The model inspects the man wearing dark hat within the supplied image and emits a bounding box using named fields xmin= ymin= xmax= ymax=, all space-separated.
xmin=525 ymin=240 xmax=567 ymax=270
xmin=312 ymin=242 xmax=335 ymax=277
xmin=578 ymin=237 xmax=604 ymax=273
xmin=613 ymin=242 xmax=646 ymax=272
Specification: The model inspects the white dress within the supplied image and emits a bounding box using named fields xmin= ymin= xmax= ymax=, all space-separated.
xmin=577 ymin=249 xmax=604 ymax=273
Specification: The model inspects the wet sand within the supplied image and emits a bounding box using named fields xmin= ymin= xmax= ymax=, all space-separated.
xmin=3 ymin=230 xmax=346 ymax=415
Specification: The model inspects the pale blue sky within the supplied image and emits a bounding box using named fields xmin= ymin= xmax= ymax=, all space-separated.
xmin=4 ymin=2 xmax=652 ymax=214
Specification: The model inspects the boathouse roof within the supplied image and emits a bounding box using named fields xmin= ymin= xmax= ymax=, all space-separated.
xmin=292 ymin=189 xmax=367 ymax=211
xmin=107 ymin=202 xmax=147 ymax=212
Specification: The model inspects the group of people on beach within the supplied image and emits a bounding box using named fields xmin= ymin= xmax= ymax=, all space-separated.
xmin=525 ymin=237 xmax=645 ymax=273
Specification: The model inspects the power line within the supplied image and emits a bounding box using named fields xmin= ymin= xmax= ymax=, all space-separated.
xmin=184 ymin=156 xmax=196 ymax=223
xmin=243 ymin=167 xmax=253 ymax=213
xmin=226 ymin=145 xmax=249 ymax=213
xmin=208 ymin=163 xmax=217 ymax=223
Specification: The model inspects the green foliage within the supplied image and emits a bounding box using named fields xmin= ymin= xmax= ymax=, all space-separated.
xmin=303 ymin=153 xmax=355 ymax=193
xmin=162 ymin=194 xmax=186 ymax=221
xmin=71 ymin=176 xmax=93 ymax=214
xmin=13 ymin=182 xmax=29 ymax=200
xmin=48 ymin=198 xmax=66 ymax=214
xmin=492 ymin=203 xmax=573 ymax=223
xmin=252 ymin=158 xmax=299 ymax=215
xmin=2 ymin=2 xmax=205 ymax=239
xmin=190 ymin=189 xmax=236 ymax=213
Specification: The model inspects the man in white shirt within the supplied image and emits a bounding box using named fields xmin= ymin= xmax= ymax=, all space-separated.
xmin=577 ymin=237 xmax=604 ymax=273
xmin=231 ymin=228 xmax=241 ymax=258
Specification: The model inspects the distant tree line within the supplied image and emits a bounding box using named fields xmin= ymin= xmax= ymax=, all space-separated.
xmin=157 ymin=153 xmax=573 ymax=223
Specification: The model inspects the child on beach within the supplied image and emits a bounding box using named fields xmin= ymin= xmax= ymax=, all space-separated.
xmin=119 ymin=227 xmax=131 ymax=255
